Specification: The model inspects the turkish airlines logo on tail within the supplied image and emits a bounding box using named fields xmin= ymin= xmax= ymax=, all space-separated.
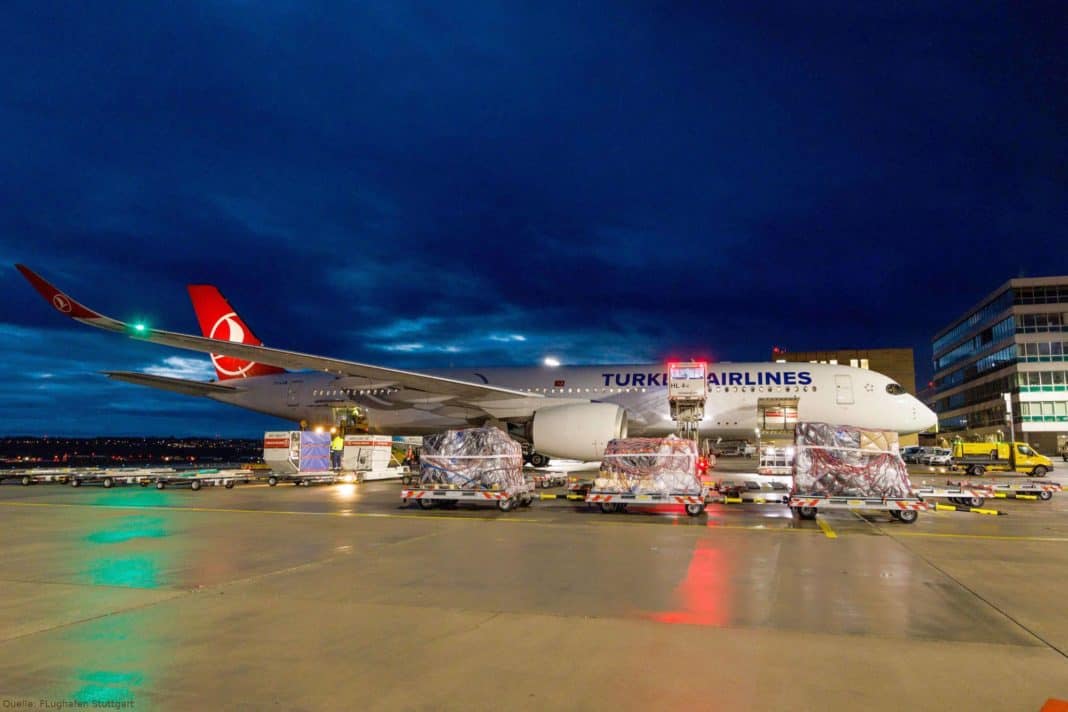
xmin=52 ymin=294 xmax=72 ymax=313
xmin=209 ymin=311 xmax=256 ymax=377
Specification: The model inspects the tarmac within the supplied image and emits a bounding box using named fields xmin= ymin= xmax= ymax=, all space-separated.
xmin=1 ymin=459 xmax=1067 ymax=710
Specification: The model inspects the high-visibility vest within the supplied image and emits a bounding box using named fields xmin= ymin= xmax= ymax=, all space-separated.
xmin=331 ymin=436 xmax=344 ymax=451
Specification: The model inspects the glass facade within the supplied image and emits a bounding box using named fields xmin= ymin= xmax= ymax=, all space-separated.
xmin=933 ymin=289 xmax=1013 ymax=355
xmin=929 ymin=279 xmax=1068 ymax=438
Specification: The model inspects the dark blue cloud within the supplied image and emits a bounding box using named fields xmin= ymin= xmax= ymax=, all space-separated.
xmin=0 ymin=1 xmax=1065 ymax=434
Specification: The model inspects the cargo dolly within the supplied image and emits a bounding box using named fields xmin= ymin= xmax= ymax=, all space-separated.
xmin=1 ymin=468 xmax=82 ymax=486
xmin=149 ymin=469 xmax=250 ymax=490
xmin=266 ymin=471 xmax=343 ymax=487
xmin=709 ymin=479 xmax=792 ymax=505
xmin=401 ymin=483 xmax=534 ymax=512
xmin=946 ymin=479 xmax=1061 ymax=501
xmin=586 ymin=489 xmax=709 ymax=517
xmin=789 ymin=495 xmax=929 ymax=523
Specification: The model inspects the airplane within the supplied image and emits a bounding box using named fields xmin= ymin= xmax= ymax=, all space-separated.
xmin=16 ymin=265 xmax=937 ymax=465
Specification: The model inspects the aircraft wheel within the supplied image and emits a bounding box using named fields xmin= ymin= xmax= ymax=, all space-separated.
xmin=529 ymin=452 xmax=549 ymax=468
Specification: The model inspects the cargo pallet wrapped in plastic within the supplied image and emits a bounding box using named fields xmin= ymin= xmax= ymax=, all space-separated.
xmin=402 ymin=427 xmax=532 ymax=511
xmin=588 ymin=436 xmax=707 ymax=516
xmin=790 ymin=422 xmax=925 ymax=523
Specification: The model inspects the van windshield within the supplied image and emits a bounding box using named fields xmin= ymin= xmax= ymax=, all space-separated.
xmin=1018 ymin=445 xmax=1035 ymax=456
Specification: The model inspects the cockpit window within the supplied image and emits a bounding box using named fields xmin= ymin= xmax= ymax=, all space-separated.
xmin=886 ymin=383 xmax=906 ymax=395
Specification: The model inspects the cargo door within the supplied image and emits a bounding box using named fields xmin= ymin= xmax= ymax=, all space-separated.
xmin=834 ymin=375 xmax=854 ymax=405
xmin=286 ymin=379 xmax=302 ymax=407
xmin=757 ymin=397 xmax=799 ymax=434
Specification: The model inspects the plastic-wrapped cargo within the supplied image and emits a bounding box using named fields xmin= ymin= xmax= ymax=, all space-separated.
xmin=794 ymin=422 xmax=912 ymax=498
xmin=596 ymin=436 xmax=701 ymax=494
xmin=419 ymin=426 xmax=525 ymax=490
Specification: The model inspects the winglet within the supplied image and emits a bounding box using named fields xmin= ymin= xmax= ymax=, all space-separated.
xmin=15 ymin=264 xmax=104 ymax=320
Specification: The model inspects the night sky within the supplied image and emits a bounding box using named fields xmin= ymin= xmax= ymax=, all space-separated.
xmin=2 ymin=3 xmax=1065 ymax=436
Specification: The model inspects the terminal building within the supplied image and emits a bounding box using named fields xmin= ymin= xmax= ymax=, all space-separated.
xmin=928 ymin=276 xmax=1068 ymax=455
xmin=770 ymin=347 xmax=920 ymax=446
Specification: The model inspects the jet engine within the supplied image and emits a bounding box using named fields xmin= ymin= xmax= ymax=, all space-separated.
xmin=531 ymin=403 xmax=628 ymax=461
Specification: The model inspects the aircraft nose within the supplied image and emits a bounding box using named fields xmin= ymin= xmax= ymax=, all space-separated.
xmin=913 ymin=398 xmax=937 ymax=432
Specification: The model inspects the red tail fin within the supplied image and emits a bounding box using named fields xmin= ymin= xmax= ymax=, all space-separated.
xmin=187 ymin=285 xmax=285 ymax=380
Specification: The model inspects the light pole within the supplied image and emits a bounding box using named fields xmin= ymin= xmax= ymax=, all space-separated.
xmin=755 ymin=427 xmax=761 ymax=461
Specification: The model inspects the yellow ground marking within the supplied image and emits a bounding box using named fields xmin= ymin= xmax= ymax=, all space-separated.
xmin=816 ymin=516 xmax=838 ymax=539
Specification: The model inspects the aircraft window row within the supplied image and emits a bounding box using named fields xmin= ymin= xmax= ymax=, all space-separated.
xmin=519 ymin=386 xmax=818 ymax=394
xmin=518 ymin=388 xmax=649 ymax=394
xmin=711 ymin=385 xmax=817 ymax=393
xmin=312 ymin=388 xmax=392 ymax=397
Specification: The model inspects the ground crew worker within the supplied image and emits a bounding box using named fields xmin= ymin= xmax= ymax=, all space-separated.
xmin=330 ymin=432 xmax=345 ymax=471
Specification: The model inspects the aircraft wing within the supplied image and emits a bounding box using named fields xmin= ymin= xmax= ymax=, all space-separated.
xmin=103 ymin=371 xmax=239 ymax=397
xmin=16 ymin=265 xmax=544 ymax=403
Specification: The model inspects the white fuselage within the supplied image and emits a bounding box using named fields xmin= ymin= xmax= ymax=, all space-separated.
xmin=212 ymin=362 xmax=936 ymax=438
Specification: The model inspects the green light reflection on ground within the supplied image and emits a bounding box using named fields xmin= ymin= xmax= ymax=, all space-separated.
xmin=85 ymin=515 xmax=168 ymax=544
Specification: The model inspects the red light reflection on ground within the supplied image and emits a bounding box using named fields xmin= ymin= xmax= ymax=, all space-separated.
xmin=645 ymin=540 xmax=731 ymax=627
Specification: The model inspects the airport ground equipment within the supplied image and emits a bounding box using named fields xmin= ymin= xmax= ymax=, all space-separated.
xmin=401 ymin=483 xmax=535 ymax=511
xmin=342 ymin=434 xmax=406 ymax=481
xmin=149 ymin=469 xmax=250 ymax=490
xmin=789 ymin=495 xmax=928 ymax=523
xmin=1 ymin=468 xmax=78 ymax=485
xmin=757 ymin=443 xmax=794 ymax=475
xmin=586 ymin=489 xmax=709 ymax=516
xmin=527 ymin=471 xmax=568 ymax=489
xmin=667 ymin=362 xmax=707 ymax=441
xmin=262 ymin=430 xmax=332 ymax=475
xmin=589 ymin=435 xmax=707 ymax=516
xmin=266 ymin=471 xmax=344 ymax=487
xmin=946 ymin=479 xmax=1061 ymax=501
xmin=950 ymin=440 xmax=1053 ymax=477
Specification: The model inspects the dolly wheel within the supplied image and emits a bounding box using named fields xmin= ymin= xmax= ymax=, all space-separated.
xmin=70 ymin=479 xmax=81 ymax=488
xmin=797 ymin=506 xmax=817 ymax=520
xmin=20 ymin=475 xmax=31 ymax=486
xmin=417 ymin=498 xmax=436 ymax=509
xmin=1038 ymin=490 xmax=1053 ymax=501
xmin=190 ymin=480 xmax=202 ymax=491
xmin=267 ymin=476 xmax=278 ymax=487
xmin=155 ymin=481 xmax=166 ymax=490
xmin=497 ymin=497 xmax=514 ymax=512
xmin=102 ymin=477 xmax=113 ymax=489
xmin=685 ymin=503 xmax=705 ymax=517
xmin=224 ymin=481 xmax=235 ymax=489
xmin=896 ymin=509 xmax=918 ymax=524
xmin=965 ymin=496 xmax=985 ymax=508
